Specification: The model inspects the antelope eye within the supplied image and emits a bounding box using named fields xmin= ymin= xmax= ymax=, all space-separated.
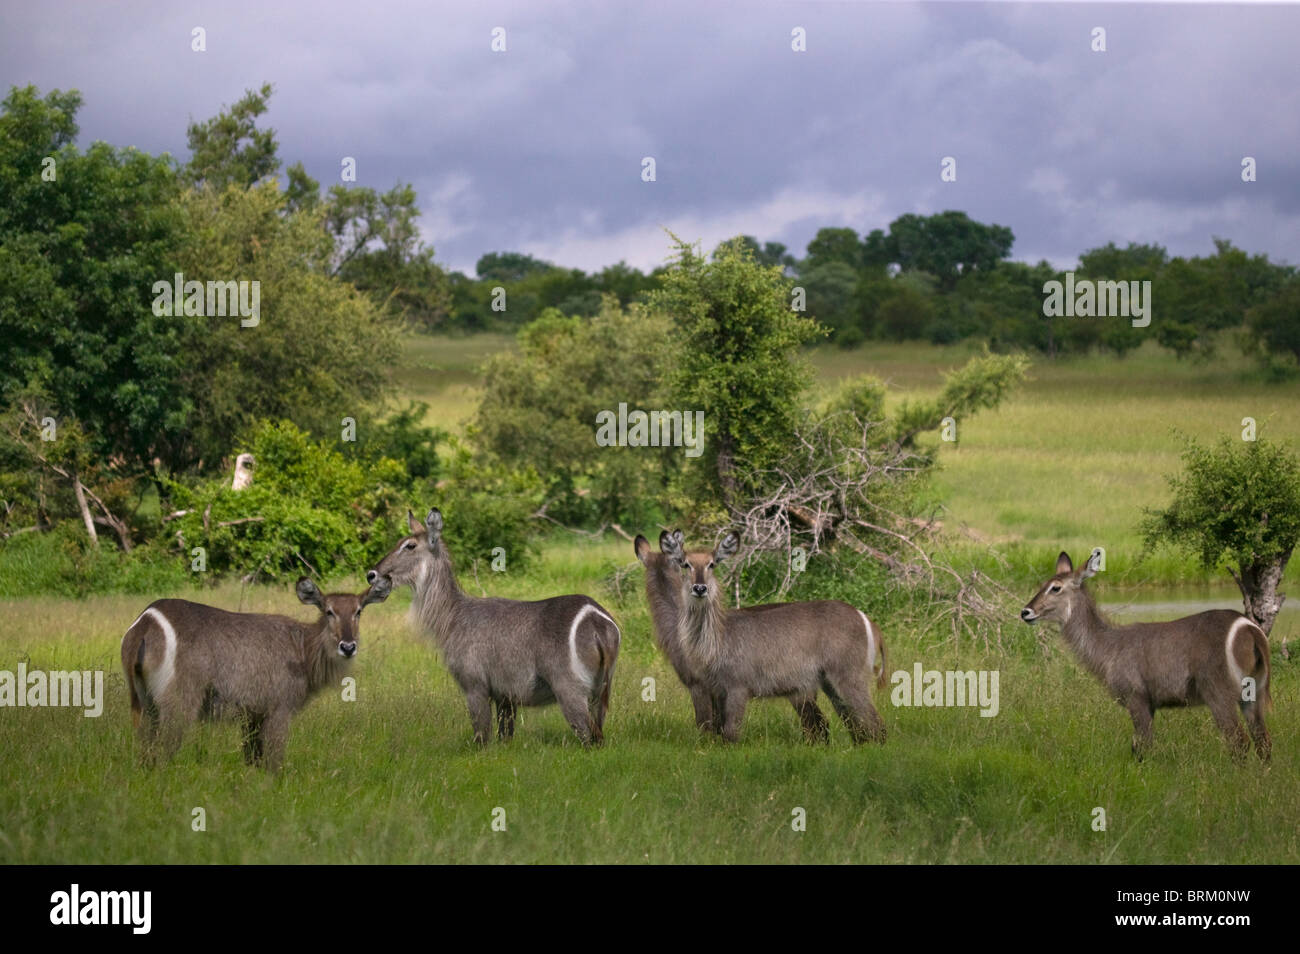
xmin=1048 ymin=584 xmax=1061 ymax=594
xmin=707 ymin=562 xmax=715 ymax=570
xmin=402 ymin=541 xmax=416 ymax=551
xmin=326 ymin=609 xmax=336 ymax=617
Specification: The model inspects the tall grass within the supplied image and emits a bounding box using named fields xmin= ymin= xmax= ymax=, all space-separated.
xmin=1 ymin=541 xmax=1294 ymax=864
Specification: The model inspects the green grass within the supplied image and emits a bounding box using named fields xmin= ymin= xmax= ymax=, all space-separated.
xmin=5 ymin=335 xmax=1300 ymax=864
xmin=391 ymin=331 xmax=514 ymax=432
xmin=1 ymin=540 xmax=1295 ymax=864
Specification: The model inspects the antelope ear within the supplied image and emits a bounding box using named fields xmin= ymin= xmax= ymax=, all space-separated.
xmin=714 ymin=532 xmax=740 ymax=563
xmin=1080 ymin=548 xmax=1103 ymax=580
xmin=296 ymin=577 xmax=324 ymax=609
xmin=407 ymin=509 xmax=423 ymax=534
xmin=362 ymin=575 xmax=392 ymax=606
xmin=634 ymin=535 xmax=652 ymax=563
xmin=660 ymin=529 xmax=684 ymax=559
xmin=425 ymin=508 xmax=443 ymax=546
xmin=1055 ymin=551 xmax=1073 ymax=576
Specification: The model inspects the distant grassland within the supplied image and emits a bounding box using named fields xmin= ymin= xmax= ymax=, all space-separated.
xmin=1 ymin=547 xmax=1296 ymax=865
xmin=399 ymin=332 xmax=1300 ymax=586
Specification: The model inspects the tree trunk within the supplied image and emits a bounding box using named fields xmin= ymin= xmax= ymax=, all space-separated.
xmin=1230 ymin=552 xmax=1290 ymax=637
xmin=71 ymin=474 xmax=99 ymax=548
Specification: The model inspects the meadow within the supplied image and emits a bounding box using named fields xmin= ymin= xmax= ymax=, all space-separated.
xmin=2 ymin=335 xmax=1297 ymax=864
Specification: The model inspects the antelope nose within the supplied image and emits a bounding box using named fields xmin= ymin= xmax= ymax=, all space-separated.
xmin=366 ymin=570 xmax=377 ymax=584
xmin=692 ymin=584 xmax=708 ymax=597
xmin=1020 ymin=607 xmax=1033 ymax=620
xmin=339 ymin=641 xmax=357 ymax=657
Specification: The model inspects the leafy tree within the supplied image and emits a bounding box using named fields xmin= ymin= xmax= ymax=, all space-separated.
xmin=735 ymin=235 xmax=796 ymax=270
xmin=474 ymin=298 xmax=675 ymax=525
xmin=476 ymin=251 xmax=555 ymax=284
xmin=875 ymin=272 xmax=938 ymax=341
xmin=324 ymin=181 xmax=453 ymax=330
xmin=799 ymin=260 xmax=861 ymax=345
xmin=592 ymin=261 xmax=658 ymax=305
xmin=170 ymin=181 xmax=400 ymax=471
xmin=184 ymin=83 xmax=280 ymax=190
xmin=1244 ymin=278 xmax=1300 ymax=370
xmin=0 ymin=85 xmax=188 ymax=481
xmin=803 ymin=227 xmax=864 ymax=272
xmin=651 ymin=234 xmax=823 ymax=510
xmin=885 ymin=211 xmax=1014 ymax=290
xmin=1142 ymin=435 xmax=1300 ymax=635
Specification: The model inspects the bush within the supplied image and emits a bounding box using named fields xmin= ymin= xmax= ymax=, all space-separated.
xmin=165 ymin=420 xmax=411 ymax=582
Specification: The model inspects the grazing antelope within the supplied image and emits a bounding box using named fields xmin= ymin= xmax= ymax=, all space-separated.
xmin=120 ymin=576 xmax=392 ymax=771
xmin=635 ymin=531 xmax=831 ymax=740
xmin=368 ymin=508 xmax=620 ymax=746
xmin=1021 ymin=549 xmax=1272 ymax=761
xmin=664 ymin=530 xmax=887 ymax=744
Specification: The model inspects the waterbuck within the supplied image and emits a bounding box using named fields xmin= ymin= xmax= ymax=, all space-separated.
xmin=635 ymin=530 xmax=832 ymax=740
xmin=665 ymin=530 xmax=887 ymax=744
xmin=120 ymin=576 xmax=392 ymax=771
xmin=1021 ymin=549 xmax=1272 ymax=761
xmin=368 ymin=508 xmax=620 ymax=746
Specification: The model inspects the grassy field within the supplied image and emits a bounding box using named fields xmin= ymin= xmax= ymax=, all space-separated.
xmin=3 ymin=334 xmax=1298 ymax=864
xmin=398 ymin=332 xmax=1300 ymax=585
xmin=2 ymin=542 xmax=1296 ymax=864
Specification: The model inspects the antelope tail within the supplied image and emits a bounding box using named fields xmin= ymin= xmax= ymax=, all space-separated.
xmin=121 ymin=626 xmax=146 ymax=729
xmin=873 ymin=623 xmax=889 ymax=692
xmin=1251 ymin=624 xmax=1272 ymax=714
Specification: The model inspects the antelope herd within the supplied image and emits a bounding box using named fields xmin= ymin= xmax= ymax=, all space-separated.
xmin=119 ymin=513 xmax=1276 ymax=770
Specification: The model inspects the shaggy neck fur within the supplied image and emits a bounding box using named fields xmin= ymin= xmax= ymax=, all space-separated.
xmin=1059 ymin=587 xmax=1117 ymax=679
xmin=642 ymin=556 xmax=681 ymax=650
xmin=679 ymin=588 xmax=727 ymax=668
xmin=412 ymin=542 xmax=467 ymax=645
xmin=302 ymin=621 xmax=349 ymax=694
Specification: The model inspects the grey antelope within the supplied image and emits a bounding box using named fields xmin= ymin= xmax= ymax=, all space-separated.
xmin=120 ymin=576 xmax=392 ymax=771
xmin=1022 ymin=549 xmax=1272 ymax=761
xmin=636 ymin=531 xmax=832 ymax=739
xmin=663 ymin=530 xmax=887 ymax=744
xmin=368 ymin=508 xmax=620 ymax=746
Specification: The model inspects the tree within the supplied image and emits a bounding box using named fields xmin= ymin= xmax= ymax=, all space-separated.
xmin=0 ymin=85 xmax=189 ymax=481
xmin=171 ymin=182 xmax=401 ymax=471
xmin=885 ymin=211 xmax=1014 ymax=290
xmin=1244 ymin=278 xmax=1300 ymax=369
xmin=799 ymin=261 xmax=861 ymax=345
xmin=184 ymin=83 xmax=280 ymax=190
xmin=735 ymin=235 xmax=796 ymax=270
xmin=475 ymin=251 xmax=555 ymax=284
xmin=803 ymin=227 xmax=863 ymax=272
xmin=324 ymin=181 xmax=453 ymax=330
xmin=474 ymin=298 xmax=674 ymax=525
xmin=650 ymin=234 xmax=823 ymax=510
xmin=1142 ymin=435 xmax=1300 ymax=637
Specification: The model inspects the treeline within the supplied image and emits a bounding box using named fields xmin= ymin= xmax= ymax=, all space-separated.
xmin=455 ymin=220 xmax=1298 ymax=367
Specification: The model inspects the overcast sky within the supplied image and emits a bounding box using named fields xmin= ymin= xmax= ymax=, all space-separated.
xmin=3 ymin=1 xmax=1297 ymax=276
